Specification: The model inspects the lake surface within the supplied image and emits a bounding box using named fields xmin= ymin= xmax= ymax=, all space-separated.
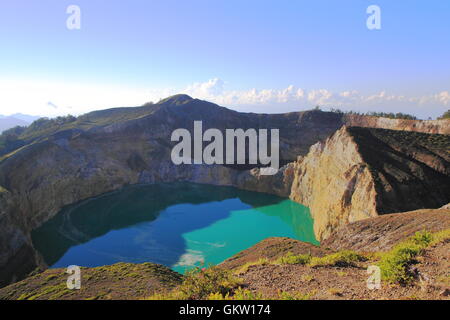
xmin=32 ymin=183 xmax=318 ymax=274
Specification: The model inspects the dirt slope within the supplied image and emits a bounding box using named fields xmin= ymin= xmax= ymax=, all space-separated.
xmin=237 ymin=240 xmax=449 ymax=300
xmin=322 ymin=207 xmax=450 ymax=252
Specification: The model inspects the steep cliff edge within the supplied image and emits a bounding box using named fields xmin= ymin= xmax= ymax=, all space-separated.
xmin=290 ymin=126 xmax=450 ymax=241
xmin=289 ymin=127 xmax=378 ymax=240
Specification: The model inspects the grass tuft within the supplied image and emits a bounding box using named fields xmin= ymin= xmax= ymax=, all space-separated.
xmin=309 ymin=250 xmax=365 ymax=267
xmin=274 ymin=252 xmax=312 ymax=265
xmin=277 ymin=290 xmax=315 ymax=300
xmin=234 ymin=258 xmax=270 ymax=275
xmin=378 ymin=230 xmax=449 ymax=284
xmin=208 ymin=287 xmax=264 ymax=300
xmin=146 ymin=266 xmax=241 ymax=300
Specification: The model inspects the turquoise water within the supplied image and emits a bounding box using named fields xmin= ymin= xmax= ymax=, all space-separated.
xmin=32 ymin=183 xmax=318 ymax=274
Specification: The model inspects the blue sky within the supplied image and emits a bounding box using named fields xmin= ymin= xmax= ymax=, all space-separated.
xmin=0 ymin=0 xmax=449 ymax=118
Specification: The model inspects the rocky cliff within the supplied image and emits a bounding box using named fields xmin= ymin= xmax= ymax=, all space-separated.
xmin=0 ymin=94 xmax=449 ymax=287
xmin=289 ymin=127 xmax=378 ymax=240
xmin=289 ymin=126 xmax=450 ymax=240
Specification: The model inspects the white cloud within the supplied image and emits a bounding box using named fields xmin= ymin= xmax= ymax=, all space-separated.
xmin=181 ymin=79 xmax=450 ymax=118
xmin=0 ymin=77 xmax=448 ymax=119
xmin=184 ymin=78 xmax=225 ymax=98
xmin=437 ymin=91 xmax=450 ymax=105
xmin=0 ymin=79 xmax=173 ymax=117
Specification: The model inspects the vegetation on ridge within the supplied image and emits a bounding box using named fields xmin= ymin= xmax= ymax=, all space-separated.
xmin=378 ymin=229 xmax=450 ymax=284
xmin=438 ymin=109 xmax=450 ymax=119
xmin=146 ymin=266 xmax=242 ymax=300
xmin=146 ymin=266 xmax=315 ymax=301
xmin=326 ymin=108 xmax=418 ymax=120
xmin=233 ymin=249 xmax=365 ymax=275
xmin=275 ymin=252 xmax=312 ymax=265
xmin=308 ymin=250 xmax=366 ymax=267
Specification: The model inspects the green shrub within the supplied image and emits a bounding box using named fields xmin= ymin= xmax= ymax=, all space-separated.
xmin=145 ymin=291 xmax=187 ymax=300
xmin=208 ymin=288 xmax=264 ymax=300
xmin=309 ymin=250 xmax=365 ymax=267
xmin=234 ymin=258 xmax=270 ymax=275
xmin=410 ymin=230 xmax=433 ymax=247
xmin=429 ymin=229 xmax=450 ymax=246
xmin=207 ymin=292 xmax=229 ymax=300
xmin=275 ymin=252 xmax=312 ymax=265
xmin=377 ymin=230 xmax=440 ymax=284
xmin=232 ymin=288 xmax=264 ymax=300
xmin=147 ymin=266 xmax=241 ymax=300
xmin=378 ymin=242 xmax=423 ymax=284
xmin=208 ymin=289 xmax=315 ymax=300
xmin=179 ymin=266 xmax=241 ymax=299
xmin=438 ymin=110 xmax=450 ymax=119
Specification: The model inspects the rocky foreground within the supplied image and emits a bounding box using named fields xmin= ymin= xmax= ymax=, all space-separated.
xmin=0 ymin=95 xmax=449 ymax=287
xmin=1 ymin=206 xmax=448 ymax=300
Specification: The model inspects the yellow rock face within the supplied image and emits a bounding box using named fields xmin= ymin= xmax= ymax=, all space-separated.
xmin=290 ymin=126 xmax=379 ymax=241
xmin=290 ymin=124 xmax=450 ymax=241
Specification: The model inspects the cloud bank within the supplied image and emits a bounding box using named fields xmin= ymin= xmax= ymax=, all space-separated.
xmin=0 ymin=78 xmax=448 ymax=119
xmin=182 ymin=78 xmax=450 ymax=118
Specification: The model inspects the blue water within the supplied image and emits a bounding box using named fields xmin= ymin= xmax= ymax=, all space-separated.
xmin=32 ymin=183 xmax=318 ymax=274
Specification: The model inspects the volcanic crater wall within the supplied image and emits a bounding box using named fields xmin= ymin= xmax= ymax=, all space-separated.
xmin=289 ymin=126 xmax=450 ymax=240
xmin=0 ymin=96 xmax=449 ymax=287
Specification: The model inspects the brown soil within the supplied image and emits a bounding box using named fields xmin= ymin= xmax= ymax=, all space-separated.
xmin=237 ymin=240 xmax=450 ymax=300
xmin=322 ymin=208 xmax=450 ymax=252
xmin=220 ymin=237 xmax=331 ymax=270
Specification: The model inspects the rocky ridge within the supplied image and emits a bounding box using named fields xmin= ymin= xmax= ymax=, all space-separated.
xmin=0 ymin=95 xmax=449 ymax=286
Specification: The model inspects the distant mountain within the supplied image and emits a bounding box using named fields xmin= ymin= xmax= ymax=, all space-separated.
xmin=10 ymin=113 xmax=41 ymax=123
xmin=0 ymin=116 xmax=29 ymax=133
xmin=0 ymin=114 xmax=40 ymax=133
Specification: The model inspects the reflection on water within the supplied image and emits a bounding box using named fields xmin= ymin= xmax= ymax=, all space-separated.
xmin=32 ymin=183 xmax=318 ymax=273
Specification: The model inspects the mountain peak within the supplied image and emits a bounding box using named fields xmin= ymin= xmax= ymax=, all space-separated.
xmin=158 ymin=94 xmax=193 ymax=105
